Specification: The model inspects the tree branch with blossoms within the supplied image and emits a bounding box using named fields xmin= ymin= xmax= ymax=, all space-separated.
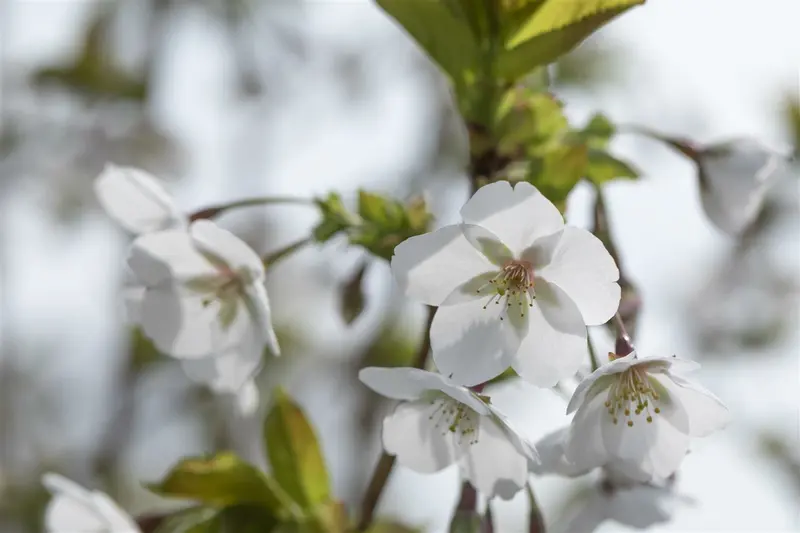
xmin=37 ymin=2 xmax=798 ymax=533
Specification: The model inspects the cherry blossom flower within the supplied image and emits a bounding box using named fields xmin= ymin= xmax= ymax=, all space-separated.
xmin=42 ymin=473 xmax=139 ymax=533
xmin=391 ymin=180 xmax=619 ymax=387
xmin=562 ymin=351 xmax=729 ymax=482
xmin=95 ymin=165 xmax=271 ymax=414
xmin=128 ymin=219 xmax=280 ymax=359
xmin=694 ymin=139 xmax=794 ymax=236
xmin=359 ymin=366 xmax=538 ymax=500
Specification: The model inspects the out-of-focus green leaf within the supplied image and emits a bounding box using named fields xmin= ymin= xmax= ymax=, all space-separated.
xmin=783 ymin=95 xmax=800 ymax=157
xmin=585 ymin=149 xmax=639 ymax=184
xmin=526 ymin=144 xmax=588 ymax=209
xmin=495 ymin=90 xmax=568 ymax=156
xmin=153 ymin=507 xmax=220 ymax=533
xmin=365 ymin=522 xmax=421 ymax=533
xmin=376 ymin=0 xmax=481 ymax=81
xmin=218 ymin=505 xmax=280 ymax=533
xmin=130 ymin=327 xmax=163 ymax=371
xmin=339 ymin=261 xmax=368 ymax=326
xmin=264 ymin=388 xmax=331 ymax=511
xmin=497 ymin=0 xmax=645 ymax=79
xmin=578 ymin=113 xmax=615 ymax=148
xmin=314 ymin=501 xmax=349 ymax=533
xmin=350 ymin=192 xmax=432 ymax=261
xmin=313 ymin=193 xmax=356 ymax=243
xmin=148 ymin=453 xmax=293 ymax=514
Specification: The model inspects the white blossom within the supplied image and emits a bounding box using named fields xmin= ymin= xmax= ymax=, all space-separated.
xmin=42 ymin=473 xmax=139 ymax=533
xmin=562 ymin=351 xmax=729 ymax=482
xmin=359 ymin=366 xmax=538 ymax=500
xmin=391 ymin=180 xmax=620 ymax=387
xmin=94 ymin=165 xmax=275 ymax=414
xmin=697 ymin=139 xmax=793 ymax=236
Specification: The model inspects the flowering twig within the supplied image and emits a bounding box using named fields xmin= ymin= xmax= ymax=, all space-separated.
xmin=357 ymin=305 xmax=436 ymax=531
xmin=189 ymin=196 xmax=315 ymax=221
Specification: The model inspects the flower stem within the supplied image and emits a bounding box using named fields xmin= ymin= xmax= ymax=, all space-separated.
xmin=613 ymin=312 xmax=635 ymax=356
xmin=587 ymin=335 xmax=600 ymax=372
xmin=262 ymin=237 xmax=313 ymax=268
xmin=357 ymin=305 xmax=436 ymax=531
xmin=189 ymin=196 xmax=315 ymax=221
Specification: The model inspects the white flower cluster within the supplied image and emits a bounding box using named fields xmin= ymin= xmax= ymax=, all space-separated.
xmin=95 ymin=165 xmax=280 ymax=415
xmin=360 ymin=181 xmax=729 ymax=500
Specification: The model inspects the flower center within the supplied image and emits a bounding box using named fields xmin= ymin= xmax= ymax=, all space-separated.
xmin=475 ymin=260 xmax=536 ymax=320
xmin=604 ymin=366 xmax=661 ymax=427
xmin=427 ymin=396 xmax=480 ymax=445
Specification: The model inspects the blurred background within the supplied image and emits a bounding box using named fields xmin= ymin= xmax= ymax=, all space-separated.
xmin=0 ymin=0 xmax=798 ymax=531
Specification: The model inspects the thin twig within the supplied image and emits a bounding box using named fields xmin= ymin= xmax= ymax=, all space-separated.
xmin=357 ymin=306 xmax=436 ymax=531
xmin=189 ymin=196 xmax=315 ymax=221
xmin=527 ymin=483 xmax=546 ymax=533
xmin=262 ymin=237 xmax=313 ymax=269
xmin=587 ymin=334 xmax=600 ymax=372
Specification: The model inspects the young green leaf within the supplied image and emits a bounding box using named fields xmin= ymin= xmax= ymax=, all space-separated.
xmin=339 ymin=260 xmax=369 ymax=326
xmin=148 ymin=452 xmax=293 ymax=514
xmin=585 ymin=149 xmax=640 ymax=184
xmin=153 ymin=507 xmax=220 ymax=533
xmin=497 ymin=0 xmax=645 ymax=79
xmin=526 ymin=143 xmax=589 ymax=209
xmin=264 ymin=388 xmax=331 ymax=511
xmin=376 ymin=0 xmax=480 ymax=82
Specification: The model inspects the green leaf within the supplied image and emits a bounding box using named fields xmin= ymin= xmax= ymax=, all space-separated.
xmin=498 ymin=0 xmax=645 ymax=79
xmin=148 ymin=452 xmax=293 ymax=514
xmin=264 ymin=388 xmax=331 ymax=511
xmin=313 ymin=193 xmax=355 ymax=243
xmin=365 ymin=523 xmax=420 ymax=533
xmin=579 ymin=112 xmax=615 ymax=148
xmin=376 ymin=0 xmax=481 ymax=81
xmin=153 ymin=507 xmax=220 ymax=533
xmin=339 ymin=261 xmax=368 ymax=326
xmin=495 ymin=90 xmax=568 ymax=155
xmin=358 ymin=191 xmax=406 ymax=229
xmin=217 ymin=505 xmax=280 ymax=533
xmin=526 ymin=143 xmax=588 ymax=209
xmin=585 ymin=149 xmax=639 ymax=184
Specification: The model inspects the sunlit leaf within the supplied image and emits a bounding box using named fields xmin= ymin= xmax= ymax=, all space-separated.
xmin=264 ymin=388 xmax=331 ymax=511
xmin=148 ymin=453 xmax=293 ymax=515
xmin=585 ymin=149 xmax=639 ymax=184
xmin=498 ymin=0 xmax=645 ymax=79
xmin=376 ymin=0 xmax=481 ymax=81
xmin=526 ymin=143 xmax=588 ymax=209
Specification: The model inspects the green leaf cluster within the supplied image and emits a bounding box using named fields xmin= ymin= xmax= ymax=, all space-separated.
xmin=150 ymin=389 xmax=346 ymax=533
xmin=313 ymin=191 xmax=433 ymax=261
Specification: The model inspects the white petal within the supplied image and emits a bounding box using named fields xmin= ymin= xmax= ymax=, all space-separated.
xmin=565 ymin=394 xmax=610 ymax=474
xmin=391 ymin=224 xmax=495 ymax=306
xmin=601 ymin=407 xmax=690 ymax=481
xmin=382 ymin=400 xmax=460 ymax=473
xmin=190 ymin=220 xmax=264 ymax=277
xmin=182 ymin=342 xmax=261 ymax=393
xmin=531 ymin=427 xmax=589 ymax=477
xmin=430 ymin=298 xmax=525 ymax=387
xmin=128 ymin=230 xmax=216 ymax=286
xmin=486 ymin=403 xmax=540 ymax=466
xmin=699 ymin=139 xmax=791 ymax=236
xmin=606 ymin=485 xmax=679 ymax=529
xmin=358 ymin=367 xmax=489 ymax=414
xmin=513 ymin=281 xmax=587 ymax=388
xmin=234 ymin=380 xmax=260 ymax=416
xmin=567 ymin=353 xmax=641 ymax=415
xmin=658 ymin=373 xmax=730 ymax=437
xmin=94 ymin=164 xmax=184 ymax=234
xmin=530 ymin=227 xmax=620 ymax=325
xmin=42 ymin=474 xmax=138 ymax=533
xmin=140 ymin=287 xmax=251 ymax=358
xmin=460 ymin=181 xmax=564 ymax=256
xmin=460 ymin=414 xmax=531 ymax=500
xmin=242 ymin=282 xmax=280 ymax=356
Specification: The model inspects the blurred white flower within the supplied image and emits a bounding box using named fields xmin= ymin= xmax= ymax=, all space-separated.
xmin=391 ymin=180 xmax=620 ymax=387
xmin=695 ymin=139 xmax=794 ymax=236
xmin=553 ymin=477 xmax=694 ymax=533
xmin=94 ymin=164 xmax=186 ymax=234
xmin=94 ymin=165 xmax=277 ymax=415
xmin=561 ymin=351 xmax=729 ymax=482
xmin=128 ymin=219 xmax=280 ymax=358
xmin=359 ymin=366 xmax=538 ymax=500
xmin=42 ymin=473 xmax=139 ymax=533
